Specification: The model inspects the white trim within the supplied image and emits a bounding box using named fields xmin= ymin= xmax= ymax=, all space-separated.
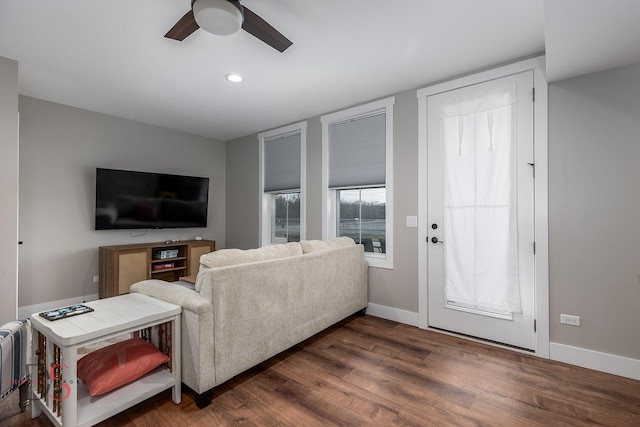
xmin=321 ymin=127 xmax=330 ymax=240
xmin=550 ymin=342 xmax=640 ymax=381
xmin=417 ymin=56 xmax=549 ymax=357
xmin=258 ymin=131 xmax=266 ymax=244
xmin=416 ymin=56 xmax=546 ymax=99
xmin=366 ymin=303 xmax=419 ymax=327
xmin=532 ymin=59 xmax=550 ymax=358
xmin=417 ymin=94 xmax=429 ymax=329
xmin=258 ymin=121 xmax=307 ymax=246
xmin=321 ymin=97 xmax=395 ymax=127
xmin=15 ymin=113 xmax=20 ymax=319
xmin=382 ymin=102 xmax=394 ymax=269
xmin=321 ymin=97 xmax=395 ymax=269
xmin=300 ymin=125 xmax=307 ymax=242
xmin=18 ymin=294 xmax=99 ymax=319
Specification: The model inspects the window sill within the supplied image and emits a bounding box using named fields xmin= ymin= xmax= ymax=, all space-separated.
xmin=365 ymin=253 xmax=393 ymax=269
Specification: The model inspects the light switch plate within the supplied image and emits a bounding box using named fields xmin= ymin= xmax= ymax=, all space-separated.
xmin=406 ymin=216 xmax=418 ymax=227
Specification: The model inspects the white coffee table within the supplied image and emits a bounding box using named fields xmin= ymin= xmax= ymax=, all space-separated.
xmin=30 ymin=293 xmax=182 ymax=427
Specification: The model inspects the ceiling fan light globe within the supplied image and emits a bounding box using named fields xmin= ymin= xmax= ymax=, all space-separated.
xmin=193 ymin=0 xmax=243 ymax=36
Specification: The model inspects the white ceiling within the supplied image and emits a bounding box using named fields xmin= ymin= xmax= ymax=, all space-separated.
xmin=0 ymin=1 xmax=638 ymax=142
xmin=544 ymin=0 xmax=640 ymax=82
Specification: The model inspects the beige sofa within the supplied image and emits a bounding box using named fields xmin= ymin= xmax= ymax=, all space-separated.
xmin=130 ymin=237 xmax=368 ymax=408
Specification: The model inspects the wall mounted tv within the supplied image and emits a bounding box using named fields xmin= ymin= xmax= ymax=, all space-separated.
xmin=95 ymin=168 xmax=209 ymax=230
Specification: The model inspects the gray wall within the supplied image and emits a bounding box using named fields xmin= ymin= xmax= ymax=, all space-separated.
xmin=18 ymin=96 xmax=226 ymax=307
xmin=225 ymin=133 xmax=259 ymax=249
xmin=226 ymin=61 xmax=640 ymax=360
xmin=548 ymin=62 xmax=640 ymax=359
xmin=304 ymin=116 xmax=324 ymax=241
xmin=226 ymin=88 xmax=420 ymax=312
xmin=0 ymin=56 xmax=18 ymax=324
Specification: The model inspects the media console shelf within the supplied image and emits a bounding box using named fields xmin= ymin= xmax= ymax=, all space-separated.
xmin=99 ymin=239 xmax=215 ymax=298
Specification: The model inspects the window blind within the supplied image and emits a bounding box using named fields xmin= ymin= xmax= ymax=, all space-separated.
xmin=328 ymin=110 xmax=386 ymax=188
xmin=264 ymin=131 xmax=301 ymax=193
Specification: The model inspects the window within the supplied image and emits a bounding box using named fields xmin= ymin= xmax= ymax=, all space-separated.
xmin=259 ymin=122 xmax=306 ymax=246
xmin=272 ymin=192 xmax=300 ymax=243
xmin=337 ymin=188 xmax=386 ymax=252
xmin=321 ymin=97 xmax=394 ymax=268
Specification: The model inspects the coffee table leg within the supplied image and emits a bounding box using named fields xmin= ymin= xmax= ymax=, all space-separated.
xmin=60 ymin=345 xmax=78 ymax=427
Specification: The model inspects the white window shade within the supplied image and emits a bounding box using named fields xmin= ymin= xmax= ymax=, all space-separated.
xmin=264 ymin=132 xmax=301 ymax=193
xmin=328 ymin=111 xmax=386 ymax=188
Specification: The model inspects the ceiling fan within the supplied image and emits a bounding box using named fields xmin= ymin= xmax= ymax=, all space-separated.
xmin=165 ymin=0 xmax=293 ymax=53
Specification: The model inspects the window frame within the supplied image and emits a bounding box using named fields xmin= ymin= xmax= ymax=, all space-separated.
xmin=321 ymin=97 xmax=394 ymax=269
xmin=259 ymin=121 xmax=307 ymax=246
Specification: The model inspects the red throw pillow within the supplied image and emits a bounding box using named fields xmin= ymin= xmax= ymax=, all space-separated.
xmin=77 ymin=337 xmax=170 ymax=396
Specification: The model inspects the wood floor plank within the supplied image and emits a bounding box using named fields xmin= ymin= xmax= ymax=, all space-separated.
xmin=424 ymin=341 xmax=640 ymax=424
xmin=2 ymin=315 xmax=639 ymax=426
xmin=278 ymin=347 xmax=428 ymax=426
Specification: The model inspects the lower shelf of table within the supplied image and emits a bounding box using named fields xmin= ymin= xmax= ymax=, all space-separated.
xmin=35 ymin=368 xmax=176 ymax=427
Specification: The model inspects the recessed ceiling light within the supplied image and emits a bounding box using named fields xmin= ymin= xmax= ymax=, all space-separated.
xmin=225 ymin=73 xmax=243 ymax=83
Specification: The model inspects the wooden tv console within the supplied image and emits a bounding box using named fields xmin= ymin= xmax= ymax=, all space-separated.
xmin=99 ymin=239 xmax=215 ymax=298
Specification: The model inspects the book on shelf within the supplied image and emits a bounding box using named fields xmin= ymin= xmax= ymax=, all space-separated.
xmin=153 ymin=262 xmax=175 ymax=271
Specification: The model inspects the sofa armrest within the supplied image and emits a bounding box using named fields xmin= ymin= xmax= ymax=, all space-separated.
xmin=130 ymin=279 xmax=211 ymax=314
xmin=130 ymin=279 xmax=215 ymax=394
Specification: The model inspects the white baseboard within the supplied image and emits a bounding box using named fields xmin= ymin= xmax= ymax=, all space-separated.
xmin=18 ymin=294 xmax=99 ymax=319
xmin=366 ymin=303 xmax=419 ymax=327
xmin=550 ymin=342 xmax=640 ymax=381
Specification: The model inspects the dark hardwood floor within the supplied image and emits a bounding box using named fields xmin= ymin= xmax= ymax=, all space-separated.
xmin=2 ymin=315 xmax=639 ymax=426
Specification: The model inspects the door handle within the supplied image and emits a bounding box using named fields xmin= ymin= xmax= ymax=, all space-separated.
xmin=431 ymin=236 xmax=444 ymax=244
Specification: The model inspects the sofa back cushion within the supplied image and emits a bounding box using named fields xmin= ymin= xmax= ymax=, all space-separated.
xmin=300 ymin=236 xmax=355 ymax=254
xmin=200 ymin=242 xmax=303 ymax=269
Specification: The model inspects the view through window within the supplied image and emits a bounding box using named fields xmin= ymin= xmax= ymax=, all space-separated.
xmin=272 ymin=192 xmax=300 ymax=243
xmin=337 ymin=187 xmax=385 ymax=253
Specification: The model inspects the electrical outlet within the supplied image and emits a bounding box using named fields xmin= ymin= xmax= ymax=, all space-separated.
xmin=560 ymin=314 xmax=581 ymax=326
xmin=93 ymin=275 xmax=100 ymax=284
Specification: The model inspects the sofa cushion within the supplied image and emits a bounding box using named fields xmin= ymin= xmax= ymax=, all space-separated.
xmin=200 ymin=242 xmax=302 ymax=269
xmin=300 ymin=236 xmax=355 ymax=254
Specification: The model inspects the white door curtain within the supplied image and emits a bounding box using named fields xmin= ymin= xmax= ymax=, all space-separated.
xmin=439 ymin=84 xmax=522 ymax=313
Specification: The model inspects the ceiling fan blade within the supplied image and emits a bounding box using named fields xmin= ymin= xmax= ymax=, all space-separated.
xmin=241 ymin=6 xmax=292 ymax=52
xmin=165 ymin=10 xmax=200 ymax=41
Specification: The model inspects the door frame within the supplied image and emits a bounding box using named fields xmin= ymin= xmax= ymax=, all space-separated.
xmin=416 ymin=56 xmax=549 ymax=358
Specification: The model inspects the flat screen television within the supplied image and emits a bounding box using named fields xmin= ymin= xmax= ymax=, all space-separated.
xmin=95 ymin=168 xmax=209 ymax=230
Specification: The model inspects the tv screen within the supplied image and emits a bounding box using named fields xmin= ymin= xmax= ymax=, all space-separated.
xmin=95 ymin=168 xmax=209 ymax=230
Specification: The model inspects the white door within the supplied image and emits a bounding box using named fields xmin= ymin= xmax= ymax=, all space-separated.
xmin=427 ymin=71 xmax=535 ymax=351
